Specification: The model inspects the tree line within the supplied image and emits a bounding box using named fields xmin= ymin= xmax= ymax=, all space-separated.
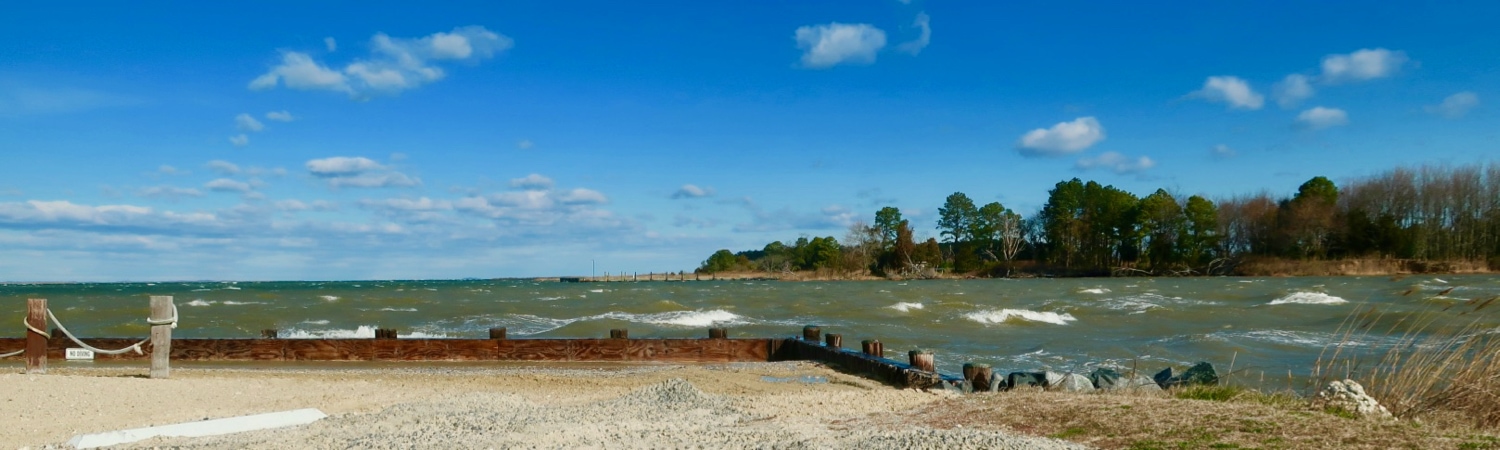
xmin=698 ymin=162 xmax=1500 ymax=277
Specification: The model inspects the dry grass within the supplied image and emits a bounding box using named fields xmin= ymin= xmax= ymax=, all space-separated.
xmin=865 ymin=388 xmax=1500 ymax=449
xmin=1235 ymin=257 xmax=1492 ymax=277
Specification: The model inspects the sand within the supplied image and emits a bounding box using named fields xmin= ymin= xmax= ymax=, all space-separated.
xmin=5 ymin=361 xmax=1085 ymax=449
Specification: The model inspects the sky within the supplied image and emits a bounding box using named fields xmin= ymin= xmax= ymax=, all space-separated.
xmin=1 ymin=1 xmax=1497 ymax=281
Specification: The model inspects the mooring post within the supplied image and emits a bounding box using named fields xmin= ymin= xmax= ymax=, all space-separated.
xmin=908 ymin=350 xmax=935 ymax=372
xmin=26 ymin=298 xmax=47 ymax=374
xmin=149 ymin=295 xmax=174 ymax=379
xmin=375 ymin=328 xmax=397 ymax=339
xmin=708 ymin=328 xmax=728 ymax=339
xmin=610 ymin=328 xmax=628 ymax=339
xmin=861 ymin=339 xmax=881 ymax=357
xmin=964 ymin=363 xmax=992 ymax=391
xmin=802 ymin=325 xmax=821 ymax=342
xmin=489 ymin=327 xmax=507 ymax=339
xmin=260 ymin=329 xmax=278 ymax=339
xmin=824 ymin=333 xmax=842 ymax=349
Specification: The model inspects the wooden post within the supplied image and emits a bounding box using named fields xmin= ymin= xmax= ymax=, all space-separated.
xmin=489 ymin=327 xmax=507 ymax=339
xmin=26 ymin=298 xmax=46 ymax=374
xmin=825 ymin=333 xmax=842 ymax=349
xmin=964 ymin=363 xmax=993 ymax=391
xmin=861 ymin=339 xmax=881 ymax=357
xmin=802 ymin=325 xmax=820 ymax=342
xmin=708 ymin=328 xmax=728 ymax=339
xmin=375 ymin=328 xmax=397 ymax=339
xmin=908 ymin=350 xmax=935 ymax=372
xmin=260 ymin=329 xmax=278 ymax=339
xmin=149 ymin=296 xmax=173 ymax=379
xmin=610 ymin=328 xmax=628 ymax=339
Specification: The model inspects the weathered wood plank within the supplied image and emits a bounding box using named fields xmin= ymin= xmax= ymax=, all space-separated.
xmin=1 ymin=337 xmax=775 ymax=363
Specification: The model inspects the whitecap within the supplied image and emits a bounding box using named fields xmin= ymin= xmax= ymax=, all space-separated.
xmin=185 ymin=299 xmax=213 ymax=306
xmin=300 ymin=319 xmax=330 ymax=325
xmin=319 ymin=295 xmax=339 ymax=302
xmin=280 ymin=325 xmax=449 ymax=339
xmin=221 ymin=301 xmax=263 ymax=305
xmin=1268 ymin=292 xmax=1348 ymax=305
xmin=223 ymin=286 xmax=241 ymax=290
xmin=503 ymin=309 xmax=750 ymax=335
xmin=1434 ymin=278 xmax=1449 ymax=284
xmin=1079 ymin=288 xmax=1110 ymax=295
xmin=379 ymin=307 xmax=418 ymax=312
xmin=964 ymin=309 xmax=1077 ymax=325
xmin=535 ymin=296 xmax=566 ymax=301
xmin=589 ymin=289 xmax=605 ymax=293
xmin=888 ymin=302 xmax=924 ymax=312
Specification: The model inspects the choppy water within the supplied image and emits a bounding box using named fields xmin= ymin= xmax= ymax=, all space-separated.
xmin=6 ymin=275 xmax=1500 ymax=387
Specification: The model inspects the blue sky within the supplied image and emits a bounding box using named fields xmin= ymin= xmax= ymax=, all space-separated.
xmin=1 ymin=1 xmax=1496 ymax=281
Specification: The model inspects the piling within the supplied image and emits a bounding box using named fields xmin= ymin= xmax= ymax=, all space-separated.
xmin=26 ymin=298 xmax=46 ymax=374
xmin=964 ymin=363 xmax=992 ymax=391
xmin=489 ymin=327 xmax=507 ymax=339
xmin=261 ymin=329 xmax=278 ymax=339
xmin=802 ymin=325 xmax=821 ymax=342
xmin=375 ymin=328 xmax=397 ymax=339
xmin=149 ymin=296 xmax=173 ymax=379
xmin=610 ymin=328 xmax=629 ymax=339
xmin=861 ymin=339 xmax=882 ymax=357
xmin=708 ymin=328 xmax=728 ymax=339
xmin=824 ymin=333 xmax=842 ymax=349
xmin=908 ymin=350 xmax=935 ymax=373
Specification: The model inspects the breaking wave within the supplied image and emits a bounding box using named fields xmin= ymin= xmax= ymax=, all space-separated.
xmin=964 ymin=309 xmax=1077 ymax=325
xmin=1079 ymin=288 xmax=1110 ymax=295
xmin=319 ymin=295 xmax=339 ymax=302
xmin=279 ymin=325 xmax=448 ymax=339
xmin=503 ymin=309 xmax=751 ymax=335
xmin=887 ymin=302 xmax=924 ymax=312
xmin=1269 ymin=292 xmax=1348 ymax=305
xmin=185 ymin=299 xmax=212 ymax=306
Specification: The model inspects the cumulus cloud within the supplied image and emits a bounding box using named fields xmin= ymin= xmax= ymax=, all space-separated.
xmin=1272 ymin=74 xmax=1315 ymax=109
xmin=1016 ymin=117 xmax=1106 ymax=157
xmin=249 ymin=26 xmax=513 ymax=98
xmin=234 ymin=113 xmax=264 ymax=132
xmin=1319 ymin=48 xmax=1408 ymax=84
xmin=794 ymin=23 xmax=887 ymax=68
xmin=508 ymin=173 xmax=555 ymax=190
xmin=730 ymin=201 xmax=857 ymax=233
xmin=156 ymin=165 xmax=186 ymax=176
xmin=1192 ymin=76 xmax=1263 ymax=110
xmin=671 ymin=184 xmax=713 ymax=199
xmin=0 ymin=200 xmax=218 ymax=232
xmin=205 ymin=178 xmax=253 ymax=193
xmin=265 ymin=110 xmax=294 ymax=122
xmin=1075 ymin=152 xmax=1156 ymax=174
xmin=1296 ymin=106 xmax=1349 ymax=130
xmin=138 ymin=186 xmax=202 ymax=200
xmin=229 ymin=134 xmax=249 ymax=147
xmin=275 ymin=199 xmax=337 ymax=212
xmin=1212 ymin=144 xmax=1237 ymax=159
xmin=324 ymin=37 xmax=337 ymax=52
xmin=895 ymin=12 xmax=931 ymax=55
xmin=1425 ymin=91 xmax=1479 ymax=119
xmin=305 ymin=156 xmax=418 ymax=189
xmin=558 ymin=188 xmax=607 ymax=205
xmin=206 ymin=160 xmax=241 ymax=175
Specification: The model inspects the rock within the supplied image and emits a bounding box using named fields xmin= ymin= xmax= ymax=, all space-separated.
xmin=1005 ymin=372 xmax=1047 ymax=390
xmin=1153 ymin=362 xmax=1219 ymax=389
xmin=1047 ymin=373 xmax=1093 ymax=392
xmin=987 ymin=374 xmax=1006 ymax=392
xmin=1088 ymin=368 xmax=1121 ymax=390
xmin=1153 ymin=367 xmax=1175 ymax=389
xmin=1315 ymin=379 xmax=1392 ymax=419
xmin=1123 ymin=374 xmax=1161 ymax=392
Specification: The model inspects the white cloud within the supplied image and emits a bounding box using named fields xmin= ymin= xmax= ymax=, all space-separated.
xmin=205 ymin=178 xmax=253 ymax=193
xmin=1192 ymin=76 xmax=1263 ymax=110
xmin=1016 ymin=116 xmax=1106 ymax=157
xmin=1272 ymin=74 xmax=1315 ymax=109
xmin=1425 ymin=91 xmax=1479 ymax=119
xmin=275 ymin=199 xmax=337 ymax=212
xmin=265 ymin=110 xmax=294 ymax=122
xmin=1296 ymin=106 xmax=1349 ymax=130
xmin=250 ymin=26 xmax=513 ymax=98
xmin=509 ymin=174 xmax=555 ymax=190
xmin=329 ymin=172 xmax=419 ymax=189
xmin=895 ymin=12 xmax=931 ymax=56
xmin=1212 ymin=144 xmax=1237 ymax=159
xmin=1075 ymin=151 xmax=1156 ymax=174
xmin=558 ymin=188 xmax=607 ymax=205
xmin=671 ymin=184 xmax=713 ymax=199
xmin=235 ymin=113 xmax=265 ymax=132
xmin=156 ymin=165 xmax=185 ymax=176
xmin=1319 ymin=48 xmax=1408 ymax=84
xmin=324 ymin=37 xmax=337 ymax=52
xmin=138 ymin=186 xmax=203 ymax=200
xmin=359 ymin=197 xmax=452 ymax=212
xmin=206 ymin=160 xmax=241 ymax=175
xmin=306 ymin=156 xmax=385 ymax=176
xmin=794 ymin=23 xmax=887 ymax=69
xmin=229 ymin=134 xmax=249 ymax=147
xmin=517 ymin=139 xmax=534 ymax=150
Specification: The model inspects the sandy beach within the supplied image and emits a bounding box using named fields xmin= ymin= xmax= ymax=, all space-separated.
xmin=5 ymin=361 xmax=1083 ymax=449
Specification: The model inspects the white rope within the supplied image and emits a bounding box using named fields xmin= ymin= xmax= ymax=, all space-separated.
xmin=145 ymin=302 xmax=178 ymax=329
xmin=3 ymin=316 xmax=50 ymax=358
xmin=47 ymin=309 xmax=149 ymax=355
xmin=0 ymin=349 xmax=20 ymax=358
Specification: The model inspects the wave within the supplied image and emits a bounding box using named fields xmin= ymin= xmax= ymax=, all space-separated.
xmin=221 ymin=301 xmax=262 ymax=305
xmin=185 ymin=299 xmax=213 ymax=306
xmin=503 ymin=309 xmax=751 ymax=335
xmin=1079 ymin=288 xmax=1110 ymax=294
xmin=379 ymin=307 xmax=418 ymax=312
xmin=887 ymin=302 xmax=924 ymax=312
xmin=964 ymin=309 xmax=1077 ymax=325
xmin=1268 ymin=292 xmax=1348 ymax=305
xmin=279 ymin=325 xmax=448 ymax=339
xmin=300 ymin=319 xmax=330 ymax=325
xmin=319 ymin=295 xmax=339 ymax=302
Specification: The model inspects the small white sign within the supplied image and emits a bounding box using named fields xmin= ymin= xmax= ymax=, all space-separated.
xmin=66 ymin=348 xmax=95 ymax=360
